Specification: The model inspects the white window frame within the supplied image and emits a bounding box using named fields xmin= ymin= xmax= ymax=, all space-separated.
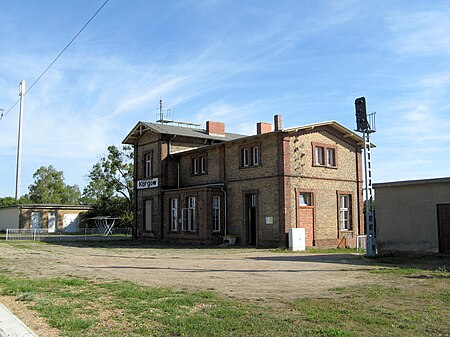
xmin=252 ymin=146 xmax=259 ymax=166
xmin=339 ymin=195 xmax=351 ymax=230
xmin=192 ymin=158 xmax=199 ymax=175
xmin=170 ymin=198 xmax=178 ymax=231
xmin=327 ymin=148 xmax=336 ymax=167
xmin=243 ymin=148 xmax=249 ymax=167
xmin=315 ymin=146 xmax=325 ymax=165
xmin=212 ymin=196 xmax=220 ymax=232
xmin=145 ymin=152 xmax=152 ymax=178
xmin=183 ymin=197 xmax=196 ymax=232
xmin=200 ymin=156 xmax=207 ymax=174
xmin=299 ymin=192 xmax=313 ymax=206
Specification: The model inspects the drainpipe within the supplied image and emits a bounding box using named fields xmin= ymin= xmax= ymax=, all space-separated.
xmin=220 ymin=187 xmax=227 ymax=236
xmin=168 ymin=135 xmax=179 ymax=188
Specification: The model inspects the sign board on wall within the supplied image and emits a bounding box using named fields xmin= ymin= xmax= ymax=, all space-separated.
xmin=137 ymin=178 xmax=159 ymax=189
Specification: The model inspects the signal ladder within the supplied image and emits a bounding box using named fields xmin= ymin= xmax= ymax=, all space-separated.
xmin=363 ymin=131 xmax=376 ymax=256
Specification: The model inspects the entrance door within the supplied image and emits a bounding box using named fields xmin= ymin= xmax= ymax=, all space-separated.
xmin=437 ymin=204 xmax=450 ymax=254
xmin=63 ymin=214 xmax=79 ymax=233
xmin=246 ymin=194 xmax=257 ymax=246
xmin=48 ymin=212 xmax=57 ymax=233
xmin=31 ymin=212 xmax=42 ymax=230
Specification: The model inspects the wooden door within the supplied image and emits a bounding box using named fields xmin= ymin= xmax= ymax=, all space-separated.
xmin=437 ymin=204 xmax=450 ymax=254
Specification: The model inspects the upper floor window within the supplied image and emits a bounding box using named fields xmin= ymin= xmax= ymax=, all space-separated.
xmin=313 ymin=143 xmax=337 ymax=168
xmin=144 ymin=152 xmax=152 ymax=178
xmin=192 ymin=156 xmax=207 ymax=175
xmin=241 ymin=145 xmax=260 ymax=168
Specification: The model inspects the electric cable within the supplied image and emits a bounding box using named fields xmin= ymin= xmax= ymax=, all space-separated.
xmin=0 ymin=0 xmax=110 ymax=120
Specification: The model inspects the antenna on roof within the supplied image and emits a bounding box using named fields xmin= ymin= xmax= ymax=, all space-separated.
xmin=155 ymin=99 xmax=200 ymax=128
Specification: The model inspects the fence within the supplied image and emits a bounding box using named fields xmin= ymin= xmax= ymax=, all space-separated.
xmin=5 ymin=228 xmax=132 ymax=242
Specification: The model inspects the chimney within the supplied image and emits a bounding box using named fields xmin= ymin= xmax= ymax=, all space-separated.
xmin=257 ymin=122 xmax=272 ymax=135
xmin=274 ymin=114 xmax=282 ymax=131
xmin=206 ymin=121 xmax=225 ymax=136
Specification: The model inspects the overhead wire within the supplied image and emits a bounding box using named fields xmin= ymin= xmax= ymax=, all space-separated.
xmin=0 ymin=0 xmax=110 ymax=121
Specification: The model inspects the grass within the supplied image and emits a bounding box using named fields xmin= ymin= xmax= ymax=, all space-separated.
xmin=0 ymin=271 xmax=448 ymax=337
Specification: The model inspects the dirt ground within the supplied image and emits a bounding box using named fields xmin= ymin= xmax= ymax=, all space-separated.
xmin=0 ymin=240 xmax=411 ymax=336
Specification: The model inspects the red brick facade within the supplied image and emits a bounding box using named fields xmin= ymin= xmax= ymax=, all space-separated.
xmin=124 ymin=118 xmax=365 ymax=248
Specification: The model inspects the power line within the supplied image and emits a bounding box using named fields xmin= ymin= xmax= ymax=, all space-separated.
xmin=0 ymin=0 xmax=110 ymax=121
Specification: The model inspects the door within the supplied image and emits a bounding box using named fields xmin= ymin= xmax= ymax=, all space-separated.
xmin=246 ymin=194 xmax=257 ymax=246
xmin=31 ymin=212 xmax=42 ymax=230
xmin=437 ymin=204 xmax=450 ymax=254
xmin=144 ymin=200 xmax=152 ymax=231
xmin=48 ymin=212 xmax=57 ymax=233
xmin=63 ymin=214 xmax=79 ymax=233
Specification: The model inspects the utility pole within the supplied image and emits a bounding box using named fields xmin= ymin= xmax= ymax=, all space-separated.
xmin=15 ymin=80 xmax=25 ymax=200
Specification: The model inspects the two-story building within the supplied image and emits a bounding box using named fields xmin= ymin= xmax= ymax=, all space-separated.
xmin=123 ymin=115 xmax=365 ymax=248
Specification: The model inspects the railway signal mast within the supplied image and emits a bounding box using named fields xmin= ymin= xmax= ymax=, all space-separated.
xmin=355 ymin=97 xmax=377 ymax=257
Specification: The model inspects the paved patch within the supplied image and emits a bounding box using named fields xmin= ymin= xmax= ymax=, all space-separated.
xmin=0 ymin=304 xmax=38 ymax=337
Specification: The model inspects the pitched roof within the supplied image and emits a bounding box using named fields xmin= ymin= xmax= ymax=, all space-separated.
xmin=122 ymin=121 xmax=246 ymax=144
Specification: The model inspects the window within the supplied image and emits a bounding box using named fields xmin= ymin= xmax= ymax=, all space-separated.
xmin=192 ymin=156 xmax=206 ymax=175
xmin=170 ymin=198 xmax=178 ymax=231
xmin=243 ymin=148 xmax=249 ymax=167
xmin=241 ymin=145 xmax=260 ymax=167
xmin=315 ymin=146 xmax=325 ymax=165
xmin=212 ymin=196 xmax=220 ymax=232
xmin=200 ymin=156 xmax=207 ymax=174
xmin=339 ymin=195 xmax=352 ymax=230
xmin=144 ymin=200 xmax=152 ymax=231
xmin=183 ymin=197 xmax=196 ymax=232
xmin=144 ymin=152 xmax=152 ymax=178
xmin=252 ymin=146 xmax=259 ymax=166
xmin=313 ymin=143 xmax=337 ymax=167
xmin=327 ymin=148 xmax=336 ymax=167
xmin=299 ymin=192 xmax=313 ymax=206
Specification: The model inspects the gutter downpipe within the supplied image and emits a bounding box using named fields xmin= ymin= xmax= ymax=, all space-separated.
xmin=168 ymin=135 xmax=179 ymax=189
xmin=220 ymin=187 xmax=227 ymax=237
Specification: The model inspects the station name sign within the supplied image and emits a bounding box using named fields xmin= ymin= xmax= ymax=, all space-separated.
xmin=137 ymin=178 xmax=159 ymax=189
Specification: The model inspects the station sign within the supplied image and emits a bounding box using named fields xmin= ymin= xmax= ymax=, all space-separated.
xmin=137 ymin=178 xmax=159 ymax=189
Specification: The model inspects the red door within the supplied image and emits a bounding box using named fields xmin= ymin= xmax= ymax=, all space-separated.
xmin=437 ymin=204 xmax=450 ymax=254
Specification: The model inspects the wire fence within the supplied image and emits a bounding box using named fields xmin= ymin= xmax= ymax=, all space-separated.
xmin=5 ymin=228 xmax=132 ymax=242
xmin=356 ymin=235 xmax=367 ymax=252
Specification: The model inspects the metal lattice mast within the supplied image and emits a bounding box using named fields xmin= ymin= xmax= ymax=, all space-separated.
xmin=355 ymin=97 xmax=376 ymax=257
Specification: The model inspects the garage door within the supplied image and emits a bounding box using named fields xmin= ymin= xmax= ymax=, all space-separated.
xmin=437 ymin=204 xmax=450 ymax=254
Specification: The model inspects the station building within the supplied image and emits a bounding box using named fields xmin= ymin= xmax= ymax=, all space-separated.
xmin=123 ymin=115 xmax=366 ymax=247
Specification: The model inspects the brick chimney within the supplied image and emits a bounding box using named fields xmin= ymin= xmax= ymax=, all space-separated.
xmin=257 ymin=122 xmax=272 ymax=135
xmin=274 ymin=114 xmax=282 ymax=131
xmin=206 ymin=121 xmax=225 ymax=136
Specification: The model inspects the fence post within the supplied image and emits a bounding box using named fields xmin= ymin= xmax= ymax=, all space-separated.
xmin=6 ymin=229 xmax=8 ymax=241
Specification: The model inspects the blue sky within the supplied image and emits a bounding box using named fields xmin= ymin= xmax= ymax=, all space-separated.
xmin=1 ymin=0 xmax=450 ymax=197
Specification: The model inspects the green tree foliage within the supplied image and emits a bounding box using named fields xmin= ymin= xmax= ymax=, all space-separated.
xmin=28 ymin=165 xmax=81 ymax=204
xmin=83 ymin=145 xmax=134 ymax=227
xmin=0 ymin=197 xmax=18 ymax=206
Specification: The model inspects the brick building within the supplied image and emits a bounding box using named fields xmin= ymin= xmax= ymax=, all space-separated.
xmin=123 ymin=115 xmax=365 ymax=248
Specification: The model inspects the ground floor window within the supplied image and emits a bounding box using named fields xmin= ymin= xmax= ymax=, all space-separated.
xmin=212 ymin=196 xmax=220 ymax=232
xmin=299 ymin=192 xmax=313 ymax=206
xmin=183 ymin=197 xmax=196 ymax=232
xmin=144 ymin=199 xmax=152 ymax=231
xmin=339 ymin=194 xmax=352 ymax=230
xmin=170 ymin=198 xmax=178 ymax=231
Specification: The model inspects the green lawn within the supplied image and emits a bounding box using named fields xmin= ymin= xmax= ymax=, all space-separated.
xmin=0 ymin=254 xmax=448 ymax=336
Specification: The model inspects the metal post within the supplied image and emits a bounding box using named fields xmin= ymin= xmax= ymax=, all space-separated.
xmin=15 ymin=80 xmax=25 ymax=200
xmin=363 ymin=131 xmax=376 ymax=257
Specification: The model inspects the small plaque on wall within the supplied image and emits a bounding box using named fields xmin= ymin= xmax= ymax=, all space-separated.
xmin=265 ymin=216 xmax=274 ymax=225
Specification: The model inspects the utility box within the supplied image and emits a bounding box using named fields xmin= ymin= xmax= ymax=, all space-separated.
xmin=288 ymin=228 xmax=306 ymax=251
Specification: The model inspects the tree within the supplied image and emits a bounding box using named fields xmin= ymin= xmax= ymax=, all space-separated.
xmin=83 ymin=145 xmax=134 ymax=227
xmin=28 ymin=165 xmax=81 ymax=204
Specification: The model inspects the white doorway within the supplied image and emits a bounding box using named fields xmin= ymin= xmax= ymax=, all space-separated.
xmin=31 ymin=212 xmax=42 ymax=230
xmin=48 ymin=212 xmax=57 ymax=233
xmin=63 ymin=214 xmax=79 ymax=233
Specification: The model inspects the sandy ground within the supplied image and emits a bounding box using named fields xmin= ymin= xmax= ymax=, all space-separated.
xmin=0 ymin=241 xmax=383 ymax=335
